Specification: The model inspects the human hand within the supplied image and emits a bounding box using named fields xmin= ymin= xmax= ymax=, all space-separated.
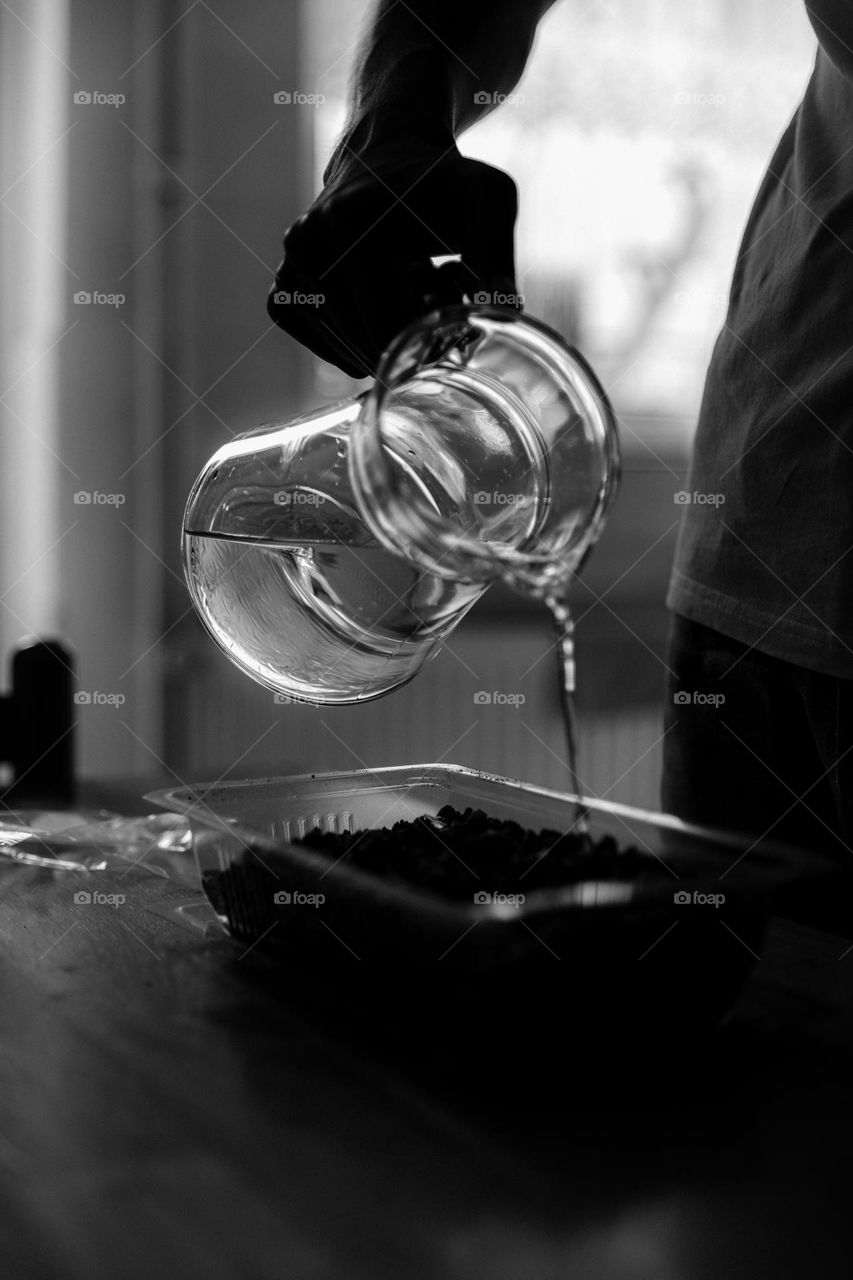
xmin=267 ymin=139 xmax=520 ymax=377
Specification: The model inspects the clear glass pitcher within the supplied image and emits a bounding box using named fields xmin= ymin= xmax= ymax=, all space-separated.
xmin=182 ymin=305 xmax=619 ymax=703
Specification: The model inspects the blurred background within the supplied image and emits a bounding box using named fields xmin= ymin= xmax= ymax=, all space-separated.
xmin=0 ymin=0 xmax=816 ymax=807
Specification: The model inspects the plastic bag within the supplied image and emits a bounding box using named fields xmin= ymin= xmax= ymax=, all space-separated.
xmin=0 ymin=810 xmax=194 ymax=884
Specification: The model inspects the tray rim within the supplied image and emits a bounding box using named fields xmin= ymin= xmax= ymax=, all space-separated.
xmin=146 ymin=762 xmax=740 ymax=844
xmin=144 ymin=763 xmax=835 ymax=924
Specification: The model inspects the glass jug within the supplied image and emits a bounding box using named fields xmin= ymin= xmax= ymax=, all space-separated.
xmin=183 ymin=305 xmax=619 ymax=704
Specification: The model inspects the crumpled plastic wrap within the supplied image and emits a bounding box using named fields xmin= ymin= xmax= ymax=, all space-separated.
xmin=0 ymin=810 xmax=196 ymax=885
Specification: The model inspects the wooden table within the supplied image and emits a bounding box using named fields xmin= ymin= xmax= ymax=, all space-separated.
xmin=1 ymin=813 xmax=853 ymax=1279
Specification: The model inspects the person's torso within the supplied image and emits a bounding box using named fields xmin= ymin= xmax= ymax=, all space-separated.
xmin=670 ymin=31 xmax=853 ymax=677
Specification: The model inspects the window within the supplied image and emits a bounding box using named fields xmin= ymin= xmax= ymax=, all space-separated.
xmin=0 ymin=0 xmax=70 ymax=703
xmin=306 ymin=0 xmax=816 ymax=453
xmin=1 ymin=1 xmax=819 ymax=798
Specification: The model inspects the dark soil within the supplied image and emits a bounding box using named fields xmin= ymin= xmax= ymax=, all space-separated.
xmin=295 ymin=803 xmax=661 ymax=901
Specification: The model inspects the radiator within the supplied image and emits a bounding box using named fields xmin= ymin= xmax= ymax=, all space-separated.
xmin=174 ymin=619 xmax=665 ymax=813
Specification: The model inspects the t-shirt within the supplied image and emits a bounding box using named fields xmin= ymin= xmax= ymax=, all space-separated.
xmin=668 ymin=2 xmax=853 ymax=679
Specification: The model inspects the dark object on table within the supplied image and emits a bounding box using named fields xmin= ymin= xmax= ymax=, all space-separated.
xmin=153 ymin=766 xmax=840 ymax=1045
xmin=0 ymin=638 xmax=75 ymax=804
xmin=295 ymin=803 xmax=656 ymax=899
xmin=208 ymin=839 xmax=762 ymax=1052
xmin=206 ymin=809 xmax=757 ymax=1043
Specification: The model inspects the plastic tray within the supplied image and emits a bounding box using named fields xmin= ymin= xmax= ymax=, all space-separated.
xmin=147 ymin=764 xmax=832 ymax=981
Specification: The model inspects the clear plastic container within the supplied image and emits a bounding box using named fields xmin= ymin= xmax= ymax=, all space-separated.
xmin=147 ymin=764 xmax=834 ymax=1031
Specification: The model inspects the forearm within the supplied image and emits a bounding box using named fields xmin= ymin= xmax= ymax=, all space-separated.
xmin=327 ymin=0 xmax=557 ymax=175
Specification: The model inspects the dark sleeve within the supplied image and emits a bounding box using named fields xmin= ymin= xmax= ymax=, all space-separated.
xmin=805 ymin=1 xmax=853 ymax=79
